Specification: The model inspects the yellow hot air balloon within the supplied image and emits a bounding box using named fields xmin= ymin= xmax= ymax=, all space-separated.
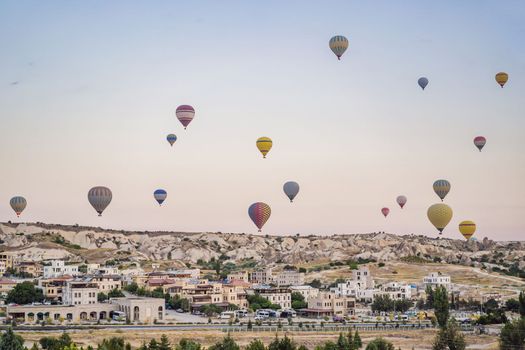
xmin=427 ymin=203 xmax=453 ymax=234
xmin=495 ymin=72 xmax=508 ymax=88
xmin=256 ymin=137 xmax=272 ymax=158
xmin=459 ymin=220 xmax=476 ymax=240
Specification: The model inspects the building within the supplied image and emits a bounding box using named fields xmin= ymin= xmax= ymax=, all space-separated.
xmin=43 ymin=260 xmax=80 ymax=278
xmin=0 ymin=252 xmax=15 ymax=271
xmin=274 ymin=270 xmax=305 ymax=287
xmin=222 ymin=280 xmax=249 ymax=309
xmin=38 ymin=276 xmax=73 ymax=302
xmin=377 ymin=282 xmax=412 ymax=300
xmin=249 ymin=287 xmax=291 ymax=309
xmin=167 ymin=269 xmax=201 ymax=279
xmin=88 ymin=275 xmax=122 ymax=292
xmin=227 ymin=271 xmax=249 ymax=282
xmin=423 ymin=272 xmax=451 ymax=289
xmin=18 ymin=262 xmax=43 ymax=277
xmin=250 ymin=268 xmax=273 ymax=284
xmin=63 ymin=281 xmax=98 ymax=305
xmin=289 ymin=285 xmax=319 ymax=301
xmin=0 ymin=261 xmax=7 ymax=276
xmin=0 ymin=279 xmax=18 ymax=296
xmin=330 ymin=280 xmax=361 ymax=297
xmin=111 ymin=297 xmax=165 ymax=323
xmin=302 ymin=291 xmax=355 ymax=318
xmin=87 ymin=264 xmax=119 ymax=275
xmin=352 ymin=266 xmax=375 ymax=289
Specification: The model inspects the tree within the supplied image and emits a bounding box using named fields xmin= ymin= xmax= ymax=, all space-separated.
xmin=432 ymin=320 xmax=466 ymax=350
xmin=175 ymin=339 xmax=202 ymax=350
xmin=247 ymin=319 xmax=253 ymax=330
xmin=394 ymin=299 xmax=413 ymax=313
xmin=505 ymin=298 xmax=520 ymax=313
xmin=291 ymin=292 xmax=307 ymax=310
xmin=364 ymin=338 xmax=394 ymax=350
xmin=98 ymin=337 xmax=128 ymax=350
xmin=246 ymin=339 xmax=266 ymax=350
xmin=159 ymin=335 xmax=171 ymax=350
xmin=433 ymin=286 xmax=449 ymax=328
xmin=148 ymin=339 xmax=160 ymax=350
xmin=208 ymin=335 xmax=240 ymax=350
xmin=500 ymin=318 xmax=525 ymax=350
xmin=40 ymin=333 xmax=72 ymax=350
xmin=108 ymin=289 xmax=125 ymax=298
xmin=268 ymin=336 xmax=296 ymax=350
xmin=336 ymin=333 xmax=351 ymax=350
xmin=425 ymin=285 xmax=434 ymax=309
xmin=0 ymin=328 xmax=24 ymax=350
xmin=353 ymin=331 xmax=362 ymax=349
xmin=519 ymin=291 xmax=525 ymax=317
xmin=6 ymin=281 xmax=44 ymax=305
xmin=98 ymin=292 xmax=108 ymax=302
xmin=309 ymin=279 xmax=322 ymax=289
xmin=124 ymin=282 xmax=138 ymax=294
xmin=371 ymin=295 xmax=394 ymax=313
xmin=316 ymin=342 xmax=337 ymax=350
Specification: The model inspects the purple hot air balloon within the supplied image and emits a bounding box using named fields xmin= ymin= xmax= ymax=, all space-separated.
xmin=176 ymin=105 xmax=195 ymax=130
xmin=396 ymin=196 xmax=407 ymax=209
xmin=248 ymin=202 xmax=271 ymax=232
xmin=474 ymin=136 xmax=486 ymax=152
xmin=381 ymin=207 xmax=390 ymax=218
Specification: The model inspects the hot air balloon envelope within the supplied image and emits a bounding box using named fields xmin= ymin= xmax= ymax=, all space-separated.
xmin=248 ymin=202 xmax=271 ymax=232
xmin=154 ymin=189 xmax=167 ymax=206
xmin=167 ymin=134 xmax=177 ymax=146
xmin=427 ymin=203 xmax=453 ymax=234
xmin=418 ymin=77 xmax=429 ymax=90
xmin=10 ymin=196 xmax=27 ymax=217
xmin=256 ymin=137 xmax=273 ymax=158
xmin=474 ymin=136 xmax=486 ymax=152
xmin=283 ymin=181 xmax=300 ymax=202
xmin=88 ymin=186 xmax=112 ymax=216
xmin=381 ymin=207 xmax=390 ymax=217
xmin=396 ymin=196 xmax=407 ymax=209
xmin=176 ymin=105 xmax=195 ymax=129
xmin=433 ymin=180 xmax=451 ymax=201
xmin=495 ymin=72 xmax=508 ymax=88
xmin=329 ymin=36 xmax=348 ymax=60
xmin=459 ymin=220 xmax=476 ymax=240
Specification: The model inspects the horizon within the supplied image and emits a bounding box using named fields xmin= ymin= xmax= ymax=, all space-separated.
xmin=1 ymin=1 xmax=524 ymax=240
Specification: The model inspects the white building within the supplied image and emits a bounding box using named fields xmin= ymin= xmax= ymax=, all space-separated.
xmin=250 ymin=268 xmax=273 ymax=284
xmin=63 ymin=281 xmax=98 ymax=306
xmin=274 ymin=270 xmax=305 ymax=287
xmin=289 ymin=285 xmax=319 ymax=301
xmin=352 ymin=266 xmax=375 ymax=289
xmin=423 ymin=272 xmax=451 ymax=289
xmin=43 ymin=261 xmax=80 ymax=278
xmin=168 ymin=269 xmax=201 ymax=279
xmin=87 ymin=264 xmax=119 ymax=275
xmin=378 ymin=282 xmax=412 ymax=300
xmin=250 ymin=287 xmax=291 ymax=309
xmin=330 ymin=280 xmax=361 ymax=297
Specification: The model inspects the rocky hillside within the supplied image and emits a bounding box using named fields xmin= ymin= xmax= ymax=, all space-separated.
xmin=1 ymin=222 xmax=524 ymax=271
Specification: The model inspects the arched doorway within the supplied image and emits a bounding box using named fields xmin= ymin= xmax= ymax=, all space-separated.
xmin=89 ymin=311 xmax=97 ymax=320
xmin=158 ymin=306 xmax=163 ymax=320
xmin=54 ymin=313 xmax=61 ymax=321
xmin=80 ymin=312 xmax=88 ymax=320
xmin=37 ymin=312 xmax=44 ymax=321
xmin=100 ymin=311 xmax=107 ymax=320
xmin=133 ymin=306 xmax=139 ymax=321
xmin=27 ymin=313 xmax=35 ymax=322
xmin=66 ymin=313 xmax=73 ymax=321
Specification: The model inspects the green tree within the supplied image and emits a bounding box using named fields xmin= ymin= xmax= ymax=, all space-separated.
xmin=208 ymin=335 xmax=240 ymax=350
xmin=353 ymin=331 xmax=362 ymax=349
xmin=500 ymin=318 xmax=525 ymax=350
xmin=124 ymin=282 xmax=138 ymax=294
xmin=291 ymin=292 xmax=307 ymax=310
xmin=98 ymin=292 xmax=108 ymax=302
xmin=108 ymin=289 xmax=125 ymax=298
xmin=39 ymin=333 xmax=72 ymax=350
xmin=519 ymin=291 xmax=525 ymax=317
xmin=175 ymin=339 xmax=202 ymax=350
xmin=246 ymin=339 xmax=266 ymax=350
xmin=336 ymin=333 xmax=351 ymax=350
xmin=158 ymin=335 xmax=171 ymax=350
xmin=309 ymin=279 xmax=322 ymax=289
xmin=425 ymin=285 xmax=434 ymax=309
xmin=364 ymin=338 xmax=394 ymax=350
xmin=394 ymin=299 xmax=413 ymax=313
xmin=0 ymin=328 xmax=24 ymax=350
xmin=505 ymin=298 xmax=520 ymax=313
xmin=6 ymin=281 xmax=44 ymax=305
xmin=432 ymin=320 xmax=466 ymax=350
xmin=98 ymin=337 xmax=128 ymax=350
xmin=433 ymin=286 xmax=449 ymax=328
xmin=371 ymin=295 xmax=394 ymax=313
xmin=148 ymin=339 xmax=160 ymax=350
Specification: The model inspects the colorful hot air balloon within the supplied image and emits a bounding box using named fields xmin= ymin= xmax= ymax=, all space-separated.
xmin=283 ymin=181 xmax=300 ymax=203
xmin=154 ymin=189 xmax=167 ymax=206
xmin=427 ymin=203 xmax=453 ymax=234
xmin=88 ymin=186 xmax=112 ymax=216
xmin=495 ymin=72 xmax=508 ymax=88
xmin=167 ymin=134 xmax=177 ymax=146
xmin=256 ymin=137 xmax=273 ymax=158
xmin=329 ymin=36 xmax=348 ymax=60
xmin=473 ymin=136 xmax=486 ymax=152
xmin=459 ymin=220 xmax=476 ymax=240
xmin=381 ymin=207 xmax=390 ymax=218
xmin=418 ymin=77 xmax=429 ymax=90
xmin=248 ymin=202 xmax=271 ymax=232
xmin=433 ymin=180 xmax=451 ymax=201
xmin=396 ymin=195 xmax=407 ymax=209
xmin=10 ymin=196 xmax=27 ymax=217
xmin=176 ymin=105 xmax=195 ymax=129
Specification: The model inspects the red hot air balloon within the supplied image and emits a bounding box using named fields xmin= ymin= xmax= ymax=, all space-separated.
xmin=248 ymin=202 xmax=271 ymax=232
xmin=474 ymin=136 xmax=486 ymax=152
xmin=396 ymin=196 xmax=407 ymax=209
xmin=381 ymin=207 xmax=390 ymax=218
xmin=176 ymin=105 xmax=195 ymax=130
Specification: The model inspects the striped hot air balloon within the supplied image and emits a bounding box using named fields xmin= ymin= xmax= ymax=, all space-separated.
xmin=88 ymin=186 xmax=112 ymax=216
xmin=256 ymin=137 xmax=273 ymax=158
xmin=167 ymin=134 xmax=177 ymax=146
xmin=433 ymin=180 xmax=451 ymax=201
xmin=396 ymin=196 xmax=407 ymax=209
xmin=381 ymin=207 xmax=390 ymax=218
xmin=176 ymin=105 xmax=195 ymax=129
xmin=248 ymin=202 xmax=271 ymax=232
xmin=459 ymin=220 xmax=476 ymax=240
xmin=10 ymin=196 xmax=27 ymax=217
xmin=473 ymin=136 xmax=486 ymax=152
xmin=283 ymin=181 xmax=300 ymax=203
xmin=329 ymin=36 xmax=349 ymax=60
xmin=154 ymin=189 xmax=167 ymax=206
xmin=427 ymin=203 xmax=453 ymax=234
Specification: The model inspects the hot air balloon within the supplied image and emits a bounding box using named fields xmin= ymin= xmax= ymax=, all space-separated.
xmin=329 ymin=36 xmax=348 ymax=60
xmin=167 ymin=134 xmax=177 ymax=146
xmin=433 ymin=180 xmax=451 ymax=201
xmin=10 ymin=196 xmax=27 ymax=217
xmin=256 ymin=137 xmax=273 ymax=158
xmin=88 ymin=186 xmax=112 ymax=216
xmin=459 ymin=220 xmax=476 ymax=240
xmin=427 ymin=203 xmax=453 ymax=234
xmin=154 ymin=189 xmax=167 ymax=206
xmin=495 ymin=72 xmax=508 ymax=88
xmin=418 ymin=77 xmax=429 ymax=90
xmin=381 ymin=207 xmax=390 ymax=217
xmin=283 ymin=181 xmax=300 ymax=203
xmin=473 ymin=136 xmax=486 ymax=152
xmin=176 ymin=105 xmax=195 ymax=129
xmin=248 ymin=202 xmax=271 ymax=232
xmin=396 ymin=195 xmax=407 ymax=209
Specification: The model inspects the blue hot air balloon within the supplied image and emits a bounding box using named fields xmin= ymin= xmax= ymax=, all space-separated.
xmin=154 ymin=189 xmax=167 ymax=206
xmin=283 ymin=181 xmax=300 ymax=203
xmin=418 ymin=77 xmax=429 ymax=90
xmin=167 ymin=134 xmax=177 ymax=146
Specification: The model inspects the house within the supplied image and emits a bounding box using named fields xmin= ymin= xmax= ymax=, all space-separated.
xmin=38 ymin=275 xmax=74 ymax=302
xmin=248 ymin=287 xmax=291 ymax=309
xmin=301 ymin=291 xmax=356 ymax=318
xmin=0 ymin=279 xmax=18 ymax=296
xmin=63 ymin=281 xmax=98 ymax=305
xmin=18 ymin=262 xmax=43 ymax=277
xmin=250 ymin=268 xmax=273 ymax=284
xmin=43 ymin=261 xmax=80 ymax=278
xmin=289 ymin=285 xmax=319 ymax=301
xmin=227 ymin=271 xmax=249 ymax=282
xmin=274 ymin=270 xmax=305 ymax=287
xmin=423 ymin=272 xmax=451 ymax=289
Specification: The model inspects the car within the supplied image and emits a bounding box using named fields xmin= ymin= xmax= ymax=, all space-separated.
xmin=254 ymin=315 xmax=266 ymax=320
xmin=176 ymin=308 xmax=184 ymax=313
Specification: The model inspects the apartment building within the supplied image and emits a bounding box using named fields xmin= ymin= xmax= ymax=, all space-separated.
xmin=377 ymin=282 xmax=412 ymax=300
xmin=86 ymin=264 xmax=119 ymax=275
xmin=249 ymin=287 xmax=291 ymax=309
xmin=289 ymin=285 xmax=319 ymax=301
xmin=352 ymin=266 xmax=375 ymax=289
xmin=39 ymin=276 xmax=74 ymax=302
xmin=222 ymin=280 xmax=249 ymax=309
xmin=18 ymin=262 xmax=43 ymax=277
xmin=423 ymin=272 xmax=451 ymax=289
xmin=63 ymin=281 xmax=98 ymax=305
xmin=88 ymin=275 xmax=122 ymax=292
xmin=227 ymin=271 xmax=249 ymax=282
xmin=0 ymin=252 xmax=15 ymax=271
xmin=43 ymin=260 xmax=80 ymax=278
xmin=250 ymin=268 xmax=273 ymax=284
xmin=304 ymin=291 xmax=355 ymax=318
xmin=274 ymin=270 xmax=305 ymax=287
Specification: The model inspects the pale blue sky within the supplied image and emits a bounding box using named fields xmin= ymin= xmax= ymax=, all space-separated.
xmin=1 ymin=1 xmax=524 ymax=240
